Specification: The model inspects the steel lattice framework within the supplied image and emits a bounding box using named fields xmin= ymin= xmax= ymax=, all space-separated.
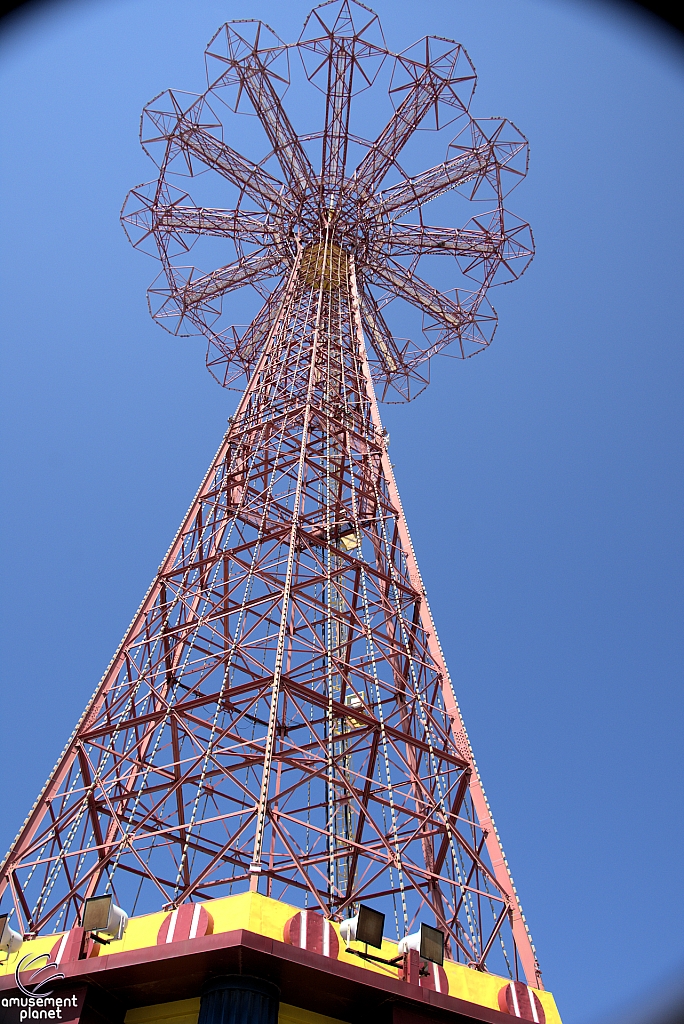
xmin=0 ymin=0 xmax=539 ymax=989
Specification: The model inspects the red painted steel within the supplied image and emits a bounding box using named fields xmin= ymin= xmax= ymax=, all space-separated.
xmin=0 ymin=0 xmax=539 ymax=990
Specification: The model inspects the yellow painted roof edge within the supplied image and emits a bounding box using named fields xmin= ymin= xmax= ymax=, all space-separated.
xmin=0 ymin=891 xmax=561 ymax=1023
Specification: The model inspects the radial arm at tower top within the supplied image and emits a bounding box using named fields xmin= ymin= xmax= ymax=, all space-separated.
xmin=0 ymin=0 xmax=543 ymax=1001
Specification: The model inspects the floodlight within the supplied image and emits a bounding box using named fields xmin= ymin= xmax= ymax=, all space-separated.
xmin=339 ymin=904 xmax=385 ymax=949
xmin=398 ymin=922 xmax=444 ymax=966
xmin=82 ymin=895 xmax=128 ymax=941
xmin=418 ymin=923 xmax=444 ymax=965
xmin=0 ymin=914 xmax=22 ymax=956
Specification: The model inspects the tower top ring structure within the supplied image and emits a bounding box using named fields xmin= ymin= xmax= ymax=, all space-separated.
xmin=122 ymin=0 xmax=533 ymax=402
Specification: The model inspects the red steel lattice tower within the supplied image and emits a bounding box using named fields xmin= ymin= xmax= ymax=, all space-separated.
xmin=0 ymin=0 xmax=538 ymax=989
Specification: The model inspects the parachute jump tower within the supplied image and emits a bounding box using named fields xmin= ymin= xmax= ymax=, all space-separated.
xmin=0 ymin=4 xmax=562 ymax=1024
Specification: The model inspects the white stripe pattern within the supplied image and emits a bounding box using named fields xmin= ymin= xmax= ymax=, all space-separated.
xmin=165 ymin=909 xmax=178 ymax=944
xmin=54 ymin=932 xmax=69 ymax=965
xmin=189 ymin=903 xmax=202 ymax=939
xmin=527 ymin=986 xmax=540 ymax=1023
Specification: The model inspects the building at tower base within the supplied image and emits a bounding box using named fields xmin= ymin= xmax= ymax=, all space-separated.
xmin=0 ymin=893 xmax=561 ymax=1024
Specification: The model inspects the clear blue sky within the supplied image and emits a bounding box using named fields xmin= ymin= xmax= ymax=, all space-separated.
xmin=0 ymin=2 xmax=682 ymax=1023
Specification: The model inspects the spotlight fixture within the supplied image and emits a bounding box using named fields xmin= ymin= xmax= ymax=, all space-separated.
xmin=81 ymin=895 xmax=128 ymax=943
xmin=339 ymin=905 xmax=385 ymax=949
xmin=398 ymin=923 xmax=445 ymax=966
xmin=0 ymin=914 xmax=22 ymax=957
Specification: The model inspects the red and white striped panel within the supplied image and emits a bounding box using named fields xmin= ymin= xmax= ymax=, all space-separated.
xmin=498 ymin=981 xmax=546 ymax=1023
xmin=418 ymin=961 xmax=449 ymax=994
xmin=156 ymin=903 xmax=213 ymax=945
xmin=283 ymin=910 xmax=339 ymax=959
xmin=50 ymin=927 xmax=98 ymax=963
